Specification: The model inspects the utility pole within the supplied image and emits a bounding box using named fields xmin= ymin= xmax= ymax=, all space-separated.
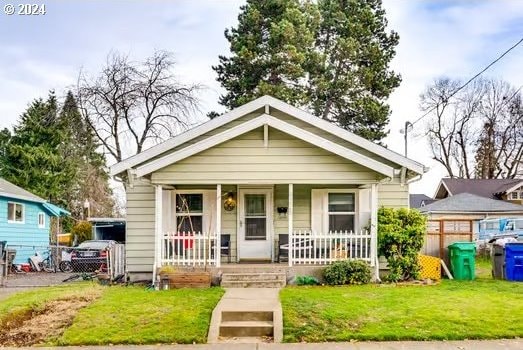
xmin=401 ymin=121 xmax=413 ymax=157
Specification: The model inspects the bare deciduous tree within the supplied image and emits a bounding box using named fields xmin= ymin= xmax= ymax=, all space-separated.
xmin=77 ymin=50 xmax=201 ymax=164
xmin=421 ymin=77 xmax=522 ymax=179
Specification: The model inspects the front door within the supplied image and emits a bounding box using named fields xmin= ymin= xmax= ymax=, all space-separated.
xmin=238 ymin=188 xmax=273 ymax=261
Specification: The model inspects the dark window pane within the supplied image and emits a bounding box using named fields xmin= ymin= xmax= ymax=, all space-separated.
xmin=177 ymin=215 xmax=203 ymax=233
xmin=328 ymin=193 xmax=355 ymax=212
xmin=8 ymin=203 xmax=14 ymax=221
xmin=329 ymin=214 xmax=354 ymax=232
xmin=245 ymin=217 xmax=266 ymax=240
xmin=245 ymin=194 xmax=265 ymax=216
xmin=176 ymin=194 xmax=203 ymax=213
xmin=15 ymin=205 xmax=23 ymax=221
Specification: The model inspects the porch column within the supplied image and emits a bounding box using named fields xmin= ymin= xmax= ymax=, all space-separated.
xmin=288 ymin=184 xmax=293 ymax=267
xmin=216 ymin=184 xmax=221 ymax=267
xmin=370 ymin=183 xmax=379 ymax=281
xmin=154 ymin=185 xmax=163 ymax=275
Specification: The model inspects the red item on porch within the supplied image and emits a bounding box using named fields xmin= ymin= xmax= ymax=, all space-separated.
xmin=20 ymin=263 xmax=31 ymax=272
xmin=177 ymin=232 xmax=194 ymax=249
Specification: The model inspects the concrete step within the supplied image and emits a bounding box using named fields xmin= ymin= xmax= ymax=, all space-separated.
xmin=219 ymin=320 xmax=274 ymax=337
xmin=220 ymin=280 xmax=285 ymax=288
xmin=221 ymin=272 xmax=286 ymax=282
xmin=222 ymin=311 xmax=273 ymax=322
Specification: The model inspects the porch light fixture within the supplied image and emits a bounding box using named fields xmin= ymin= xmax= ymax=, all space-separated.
xmin=223 ymin=192 xmax=236 ymax=211
xmin=277 ymin=207 xmax=288 ymax=218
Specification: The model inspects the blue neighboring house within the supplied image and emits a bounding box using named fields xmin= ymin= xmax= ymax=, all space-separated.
xmin=0 ymin=177 xmax=69 ymax=264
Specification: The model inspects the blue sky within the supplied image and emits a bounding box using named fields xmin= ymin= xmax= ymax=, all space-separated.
xmin=1 ymin=0 xmax=522 ymax=196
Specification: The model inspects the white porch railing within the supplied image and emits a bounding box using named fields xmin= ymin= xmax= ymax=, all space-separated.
xmin=288 ymin=230 xmax=373 ymax=265
xmin=161 ymin=232 xmax=219 ymax=266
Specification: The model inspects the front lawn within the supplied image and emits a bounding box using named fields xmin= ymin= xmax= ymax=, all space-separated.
xmin=281 ymin=279 xmax=523 ymax=342
xmin=0 ymin=284 xmax=223 ymax=346
xmin=57 ymin=286 xmax=224 ymax=345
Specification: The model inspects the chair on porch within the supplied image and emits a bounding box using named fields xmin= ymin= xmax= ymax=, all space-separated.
xmin=277 ymin=234 xmax=317 ymax=262
xmin=277 ymin=234 xmax=289 ymax=262
xmin=220 ymin=234 xmax=231 ymax=263
xmin=211 ymin=234 xmax=231 ymax=263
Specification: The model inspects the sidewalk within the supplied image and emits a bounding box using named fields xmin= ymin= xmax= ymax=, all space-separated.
xmin=6 ymin=340 xmax=523 ymax=350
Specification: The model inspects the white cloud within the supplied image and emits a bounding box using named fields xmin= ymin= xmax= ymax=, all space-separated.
xmin=382 ymin=0 xmax=523 ymax=195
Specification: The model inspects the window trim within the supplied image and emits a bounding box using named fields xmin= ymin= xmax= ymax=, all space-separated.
xmin=174 ymin=191 xmax=204 ymax=233
xmin=323 ymin=189 xmax=358 ymax=233
xmin=7 ymin=202 xmax=25 ymax=224
xmin=38 ymin=212 xmax=45 ymax=228
xmin=511 ymin=191 xmax=518 ymax=200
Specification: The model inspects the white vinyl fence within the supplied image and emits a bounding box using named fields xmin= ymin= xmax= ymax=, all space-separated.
xmin=288 ymin=230 xmax=372 ymax=265
xmin=161 ymin=232 xmax=218 ymax=266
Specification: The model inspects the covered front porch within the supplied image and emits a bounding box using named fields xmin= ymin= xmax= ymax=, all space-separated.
xmin=152 ymin=183 xmax=379 ymax=279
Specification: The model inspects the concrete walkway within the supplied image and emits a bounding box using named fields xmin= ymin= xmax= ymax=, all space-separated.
xmin=5 ymin=340 xmax=523 ymax=349
xmin=207 ymin=288 xmax=283 ymax=343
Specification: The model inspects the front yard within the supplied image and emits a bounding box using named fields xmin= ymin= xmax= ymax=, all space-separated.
xmin=281 ymin=270 xmax=523 ymax=342
xmin=1 ymin=257 xmax=522 ymax=345
xmin=0 ymin=283 xmax=223 ymax=346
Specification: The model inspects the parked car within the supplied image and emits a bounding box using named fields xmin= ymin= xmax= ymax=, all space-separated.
xmin=70 ymin=240 xmax=117 ymax=272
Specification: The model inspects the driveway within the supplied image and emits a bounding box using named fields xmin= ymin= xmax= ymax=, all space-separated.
xmin=0 ymin=271 xmax=74 ymax=300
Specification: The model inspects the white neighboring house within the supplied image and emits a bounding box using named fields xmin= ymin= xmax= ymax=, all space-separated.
xmin=110 ymin=95 xmax=427 ymax=281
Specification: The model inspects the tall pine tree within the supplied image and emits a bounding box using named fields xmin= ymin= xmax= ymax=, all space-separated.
xmin=309 ymin=0 xmax=400 ymax=141
xmin=59 ymin=91 xmax=114 ymax=219
xmin=213 ymin=0 xmax=320 ymax=109
xmin=0 ymin=92 xmax=76 ymax=205
xmin=213 ymin=0 xmax=400 ymax=142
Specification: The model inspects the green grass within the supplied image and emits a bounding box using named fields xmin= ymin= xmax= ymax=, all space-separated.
xmin=0 ymin=283 xmax=102 ymax=327
xmin=475 ymin=255 xmax=493 ymax=279
xmin=281 ymin=279 xmax=523 ymax=342
xmin=56 ymin=286 xmax=224 ymax=345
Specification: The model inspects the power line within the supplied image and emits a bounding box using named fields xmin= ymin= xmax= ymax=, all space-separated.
xmin=411 ymin=36 xmax=523 ymax=126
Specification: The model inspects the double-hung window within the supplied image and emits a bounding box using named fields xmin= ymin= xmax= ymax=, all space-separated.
xmin=8 ymin=202 xmax=24 ymax=223
xmin=328 ymin=193 xmax=355 ymax=232
xmin=175 ymin=193 xmax=203 ymax=233
xmin=38 ymin=212 xmax=45 ymax=228
xmin=311 ymin=189 xmax=358 ymax=234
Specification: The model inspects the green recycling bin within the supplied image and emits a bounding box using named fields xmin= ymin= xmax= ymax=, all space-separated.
xmin=448 ymin=242 xmax=476 ymax=280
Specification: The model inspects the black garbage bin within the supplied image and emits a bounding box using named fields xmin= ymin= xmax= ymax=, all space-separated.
xmin=491 ymin=243 xmax=505 ymax=279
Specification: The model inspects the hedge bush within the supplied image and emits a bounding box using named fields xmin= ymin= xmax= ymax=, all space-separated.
xmin=378 ymin=207 xmax=426 ymax=282
xmin=323 ymin=260 xmax=371 ymax=285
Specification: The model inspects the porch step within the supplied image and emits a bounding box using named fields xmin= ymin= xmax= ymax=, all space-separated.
xmin=222 ymin=311 xmax=273 ymax=322
xmin=219 ymin=320 xmax=274 ymax=338
xmin=220 ymin=273 xmax=286 ymax=288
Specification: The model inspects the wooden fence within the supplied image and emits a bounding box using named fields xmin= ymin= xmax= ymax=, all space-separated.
xmin=421 ymin=220 xmax=473 ymax=263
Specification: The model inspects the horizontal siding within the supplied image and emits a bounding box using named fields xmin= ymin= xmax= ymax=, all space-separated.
xmin=378 ymin=181 xmax=409 ymax=209
xmin=221 ymin=184 xmax=238 ymax=261
xmin=270 ymin=109 xmax=401 ymax=170
xmin=152 ymin=128 xmax=380 ymax=184
xmin=141 ymin=113 xmax=262 ymax=166
xmin=125 ymin=180 xmax=155 ymax=273
xmin=0 ymin=197 xmax=51 ymax=264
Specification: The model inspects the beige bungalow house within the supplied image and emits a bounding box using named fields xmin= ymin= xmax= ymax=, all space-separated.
xmin=111 ymin=96 xmax=427 ymax=282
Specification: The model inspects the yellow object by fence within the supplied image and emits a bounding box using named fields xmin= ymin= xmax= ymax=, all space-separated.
xmin=57 ymin=233 xmax=72 ymax=245
xmin=418 ymin=254 xmax=441 ymax=280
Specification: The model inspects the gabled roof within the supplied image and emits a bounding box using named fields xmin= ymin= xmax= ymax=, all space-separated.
xmin=434 ymin=178 xmax=523 ymax=199
xmin=409 ymin=194 xmax=437 ymax=209
xmin=420 ymin=193 xmax=523 ymax=214
xmin=0 ymin=177 xmax=46 ymax=203
xmin=0 ymin=177 xmax=70 ymax=216
xmin=110 ymin=95 xmax=427 ymax=178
